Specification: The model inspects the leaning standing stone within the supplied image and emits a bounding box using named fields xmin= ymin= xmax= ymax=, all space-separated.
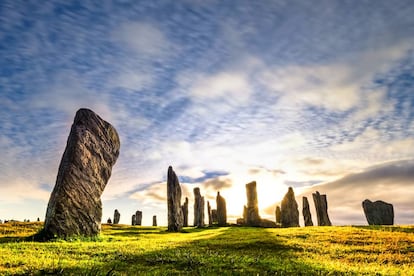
xmin=302 ymin=197 xmax=313 ymax=226
xmin=362 ymin=199 xmax=394 ymax=225
xmin=113 ymin=209 xmax=120 ymax=224
xmin=167 ymin=166 xmax=184 ymax=231
xmin=312 ymin=191 xmax=332 ymax=226
xmin=281 ymin=187 xmax=299 ymax=227
xmin=43 ymin=108 xmax=120 ymax=239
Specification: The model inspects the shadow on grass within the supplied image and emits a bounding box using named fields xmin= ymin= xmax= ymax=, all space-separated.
xmin=352 ymin=225 xmax=414 ymax=233
xmin=14 ymin=227 xmax=336 ymax=275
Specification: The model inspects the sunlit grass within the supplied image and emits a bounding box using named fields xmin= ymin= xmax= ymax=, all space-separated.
xmin=0 ymin=222 xmax=413 ymax=275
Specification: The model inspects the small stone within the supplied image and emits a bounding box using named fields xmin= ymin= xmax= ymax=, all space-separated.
xmin=107 ymin=218 xmax=112 ymax=224
xmin=362 ymin=199 xmax=394 ymax=225
xmin=152 ymin=215 xmax=157 ymax=226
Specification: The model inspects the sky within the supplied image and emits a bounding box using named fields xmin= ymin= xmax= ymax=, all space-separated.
xmin=0 ymin=0 xmax=413 ymax=226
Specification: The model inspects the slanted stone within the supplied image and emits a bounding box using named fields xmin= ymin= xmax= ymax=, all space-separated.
xmin=113 ymin=209 xmax=120 ymax=224
xmin=153 ymin=215 xmax=157 ymax=226
xmin=207 ymin=201 xmax=212 ymax=226
xmin=193 ymin=187 xmax=205 ymax=227
xmin=302 ymin=197 xmax=313 ymax=226
xmin=181 ymin=197 xmax=189 ymax=227
xmin=211 ymin=209 xmax=218 ymax=224
xmin=312 ymin=191 xmax=332 ymax=226
xmin=136 ymin=210 xmax=142 ymax=226
xmin=245 ymin=181 xmax=261 ymax=226
xmin=107 ymin=218 xmax=112 ymax=224
xmin=275 ymin=206 xmax=281 ymax=225
xmin=43 ymin=108 xmax=120 ymax=239
xmin=362 ymin=199 xmax=394 ymax=225
xmin=281 ymin=187 xmax=299 ymax=227
xmin=216 ymin=191 xmax=227 ymax=226
xmin=167 ymin=166 xmax=184 ymax=232
xmin=131 ymin=214 xmax=136 ymax=226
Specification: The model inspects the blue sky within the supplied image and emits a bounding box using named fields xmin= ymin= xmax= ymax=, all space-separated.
xmin=1 ymin=0 xmax=413 ymax=226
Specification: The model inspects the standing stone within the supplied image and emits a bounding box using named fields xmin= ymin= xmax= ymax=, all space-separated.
xmin=211 ymin=209 xmax=218 ymax=224
xmin=181 ymin=197 xmax=189 ymax=227
xmin=207 ymin=201 xmax=213 ymax=226
xmin=152 ymin=215 xmax=157 ymax=226
xmin=281 ymin=187 xmax=299 ymax=227
xmin=43 ymin=108 xmax=120 ymax=239
xmin=131 ymin=214 xmax=136 ymax=226
xmin=136 ymin=210 xmax=142 ymax=226
xmin=167 ymin=166 xmax=184 ymax=232
xmin=245 ymin=181 xmax=261 ymax=226
xmin=107 ymin=218 xmax=112 ymax=224
xmin=275 ymin=206 xmax=281 ymax=225
xmin=216 ymin=191 xmax=227 ymax=226
xmin=113 ymin=209 xmax=120 ymax=224
xmin=37 ymin=217 xmax=40 ymax=222
xmin=193 ymin=187 xmax=205 ymax=227
xmin=302 ymin=197 xmax=313 ymax=226
xmin=312 ymin=191 xmax=332 ymax=226
xmin=362 ymin=199 xmax=394 ymax=225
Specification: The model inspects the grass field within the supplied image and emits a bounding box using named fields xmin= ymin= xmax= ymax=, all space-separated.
xmin=0 ymin=222 xmax=413 ymax=275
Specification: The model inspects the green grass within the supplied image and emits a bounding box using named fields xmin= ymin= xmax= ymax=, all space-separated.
xmin=1 ymin=222 xmax=413 ymax=275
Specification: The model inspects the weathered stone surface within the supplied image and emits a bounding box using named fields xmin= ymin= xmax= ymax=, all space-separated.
xmin=167 ymin=166 xmax=184 ymax=232
xmin=113 ymin=209 xmax=120 ymax=224
xmin=207 ymin=201 xmax=212 ymax=226
xmin=275 ymin=206 xmax=281 ymax=225
xmin=131 ymin=214 xmax=136 ymax=226
xmin=193 ymin=187 xmax=205 ymax=227
xmin=312 ymin=191 xmax=332 ymax=226
xmin=260 ymin=219 xmax=277 ymax=228
xmin=211 ymin=209 xmax=218 ymax=224
xmin=181 ymin=197 xmax=189 ymax=227
xmin=152 ymin=215 xmax=157 ymax=226
xmin=362 ymin=199 xmax=394 ymax=225
xmin=302 ymin=197 xmax=313 ymax=226
xmin=245 ymin=181 xmax=261 ymax=226
xmin=107 ymin=218 xmax=112 ymax=224
xmin=216 ymin=191 xmax=227 ymax=226
xmin=43 ymin=108 xmax=120 ymax=239
xmin=281 ymin=187 xmax=299 ymax=227
xmin=136 ymin=210 xmax=142 ymax=226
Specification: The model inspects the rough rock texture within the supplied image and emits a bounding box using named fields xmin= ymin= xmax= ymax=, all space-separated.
xmin=193 ymin=187 xmax=205 ymax=227
xmin=302 ymin=197 xmax=313 ymax=226
xmin=281 ymin=187 xmax=299 ymax=227
xmin=312 ymin=191 xmax=332 ymax=226
xmin=275 ymin=206 xmax=281 ymax=225
xmin=136 ymin=210 xmax=142 ymax=226
xmin=362 ymin=199 xmax=394 ymax=225
xmin=113 ymin=209 xmax=120 ymax=224
xmin=167 ymin=166 xmax=184 ymax=232
xmin=43 ymin=108 xmax=120 ymax=239
xmin=152 ymin=215 xmax=157 ymax=226
xmin=181 ymin=197 xmax=189 ymax=227
xmin=211 ymin=209 xmax=218 ymax=224
xmin=131 ymin=214 xmax=136 ymax=226
xmin=207 ymin=201 xmax=212 ymax=226
xmin=216 ymin=191 xmax=227 ymax=226
xmin=245 ymin=181 xmax=261 ymax=226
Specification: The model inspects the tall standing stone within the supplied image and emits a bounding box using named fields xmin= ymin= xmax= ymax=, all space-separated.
xmin=312 ymin=191 xmax=332 ymax=226
xmin=136 ymin=210 xmax=142 ymax=226
xmin=362 ymin=199 xmax=394 ymax=225
xmin=193 ymin=187 xmax=205 ymax=227
xmin=131 ymin=214 xmax=136 ymax=226
xmin=181 ymin=197 xmax=189 ymax=227
xmin=207 ymin=201 xmax=213 ymax=226
xmin=281 ymin=187 xmax=299 ymax=227
xmin=302 ymin=197 xmax=313 ymax=226
xmin=152 ymin=215 xmax=157 ymax=226
xmin=275 ymin=206 xmax=281 ymax=225
xmin=216 ymin=191 xmax=227 ymax=226
xmin=43 ymin=108 xmax=120 ymax=239
xmin=113 ymin=209 xmax=120 ymax=224
xmin=167 ymin=166 xmax=184 ymax=232
xmin=245 ymin=181 xmax=261 ymax=226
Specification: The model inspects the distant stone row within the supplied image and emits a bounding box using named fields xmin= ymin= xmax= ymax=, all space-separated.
xmin=106 ymin=209 xmax=158 ymax=226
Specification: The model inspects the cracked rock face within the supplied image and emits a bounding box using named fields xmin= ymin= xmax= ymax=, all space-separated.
xmin=362 ymin=199 xmax=394 ymax=225
xmin=43 ymin=108 xmax=120 ymax=239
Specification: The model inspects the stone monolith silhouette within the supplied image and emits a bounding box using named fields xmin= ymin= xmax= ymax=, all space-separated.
xmin=281 ymin=187 xmax=299 ymax=227
xmin=131 ymin=214 xmax=136 ymax=226
xmin=193 ymin=187 xmax=205 ymax=227
xmin=167 ymin=166 xmax=184 ymax=232
xmin=302 ymin=197 xmax=313 ymax=226
xmin=245 ymin=181 xmax=261 ymax=226
xmin=107 ymin=218 xmax=112 ymax=224
xmin=216 ymin=191 xmax=227 ymax=226
xmin=207 ymin=201 xmax=212 ymax=226
xmin=181 ymin=197 xmax=189 ymax=227
xmin=362 ymin=199 xmax=394 ymax=225
xmin=43 ymin=108 xmax=120 ymax=239
xmin=312 ymin=191 xmax=332 ymax=226
xmin=275 ymin=206 xmax=281 ymax=225
xmin=113 ymin=209 xmax=120 ymax=224
xmin=153 ymin=215 xmax=157 ymax=226
xmin=136 ymin=210 xmax=142 ymax=226
xmin=211 ymin=209 xmax=218 ymax=224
